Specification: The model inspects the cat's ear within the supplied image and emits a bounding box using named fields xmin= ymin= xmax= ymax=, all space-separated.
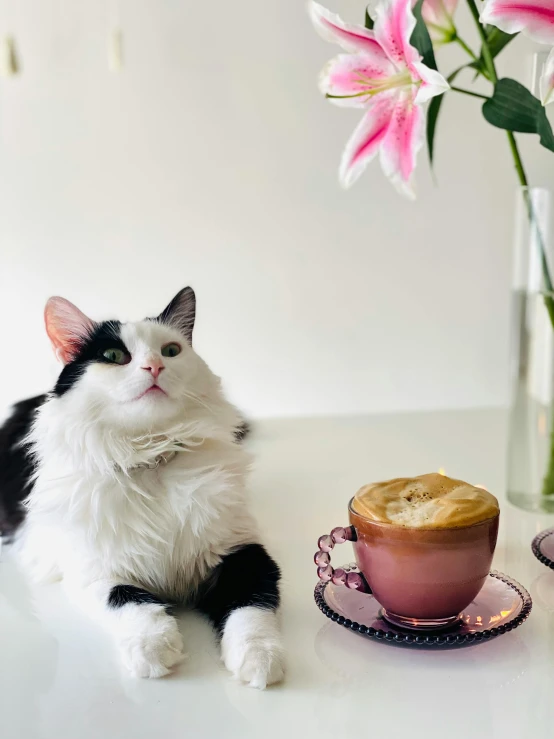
xmin=44 ymin=297 xmax=96 ymax=364
xmin=157 ymin=287 xmax=196 ymax=344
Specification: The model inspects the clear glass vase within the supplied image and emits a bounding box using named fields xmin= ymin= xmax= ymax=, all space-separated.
xmin=507 ymin=187 xmax=554 ymax=512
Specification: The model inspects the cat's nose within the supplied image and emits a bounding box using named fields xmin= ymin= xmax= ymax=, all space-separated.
xmin=142 ymin=360 xmax=165 ymax=379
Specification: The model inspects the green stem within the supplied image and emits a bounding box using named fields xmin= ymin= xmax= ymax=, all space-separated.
xmin=507 ymin=131 xmax=554 ymax=311
xmin=505 ymin=130 xmax=527 ymax=188
xmin=509 ymin=135 xmax=554 ymax=500
xmin=450 ymin=85 xmax=489 ymax=100
xmin=465 ymin=0 xmax=554 ymax=315
xmin=466 ymin=0 xmax=554 ymax=497
xmin=466 ymin=0 xmax=498 ymax=83
xmin=454 ymin=35 xmax=478 ymax=61
xmin=508 ymin=145 xmax=554 ymax=500
xmin=509 ymin=133 xmax=554 ymax=296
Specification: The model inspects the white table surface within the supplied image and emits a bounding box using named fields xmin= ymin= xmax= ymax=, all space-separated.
xmin=2 ymin=409 xmax=554 ymax=739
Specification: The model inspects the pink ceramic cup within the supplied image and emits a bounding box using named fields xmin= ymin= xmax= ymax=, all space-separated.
xmin=315 ymin=498 xmax=499 ymax=630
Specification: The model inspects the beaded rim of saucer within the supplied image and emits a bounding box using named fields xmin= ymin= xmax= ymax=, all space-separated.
xmin=531 ymin=527 xmax=554 ymax=569
xmin=314 ymin=565 xmax=532 ymax=647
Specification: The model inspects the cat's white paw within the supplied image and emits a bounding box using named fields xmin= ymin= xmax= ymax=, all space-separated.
xmin=117 ymin=607 xmax=185 ymax=679
xmin=225 ymin=638 xmax=285 ymax=689
xmin=221 ymin=607 xmax=284 ymax=689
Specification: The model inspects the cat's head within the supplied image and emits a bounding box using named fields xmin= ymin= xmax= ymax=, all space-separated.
xmin=44 ymin=287 xmax=223 ymax=433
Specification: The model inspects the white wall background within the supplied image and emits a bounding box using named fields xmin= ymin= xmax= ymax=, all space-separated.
xmin=1 ymin=0 xmax=553 ymax=418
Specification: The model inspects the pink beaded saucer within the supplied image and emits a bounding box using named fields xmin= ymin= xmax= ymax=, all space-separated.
xmin=314 ymin=564 xmax=532 ymax=647
xmin=532 ymin=528 xmax=554 ymax=569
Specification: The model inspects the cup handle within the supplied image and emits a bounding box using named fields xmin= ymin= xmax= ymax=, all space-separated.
xmin=315 ymin=526 xmax=371 ymax=593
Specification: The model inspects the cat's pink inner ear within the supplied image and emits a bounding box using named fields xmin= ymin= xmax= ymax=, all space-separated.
xmin=44 ymin=297 xmax=95 ymax=365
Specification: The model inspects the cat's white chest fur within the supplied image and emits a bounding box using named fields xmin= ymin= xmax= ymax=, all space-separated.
xmin=21 ymin=425 xmax=256 ymax=596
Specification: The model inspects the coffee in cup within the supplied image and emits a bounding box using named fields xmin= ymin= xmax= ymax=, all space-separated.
xmin=315 ymin=473 xmax=500 ymax=630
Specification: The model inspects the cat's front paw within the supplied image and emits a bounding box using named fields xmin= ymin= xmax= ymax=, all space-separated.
xmin=224 ymin=638 xmax=285 ymax=689
xmin=221 ymin=607 xmax=284 ymax=689
xmin=118 ymin=608 xmax=185 ymax=678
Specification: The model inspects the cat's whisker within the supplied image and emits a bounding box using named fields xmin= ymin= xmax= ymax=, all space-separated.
xmin=182 ymin=389 xmax=214 ymax=412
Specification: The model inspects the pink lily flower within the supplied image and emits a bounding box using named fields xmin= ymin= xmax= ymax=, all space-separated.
xmin=310 ymin=1 xmax=449 ymax=197
xmin=480 ymin=0 xmax=554 ymax=45
xmin=421 ymin=0 xmax=459 ymax=44
xmin=540 ymin=47 xmax=554 ymax=105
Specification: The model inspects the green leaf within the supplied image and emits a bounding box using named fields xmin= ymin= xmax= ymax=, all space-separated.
xmin=486 ymin=27 xmax=518 ymax=56
xmin=470 ymin=28 xmax=517 ymax=77
xmin=427 ymin=95 xmax=444 ymax=167
xmin=483 ymin=79 xmax=537 ymax=133
xmin=426 ymin=66 xmax=464 ymax=167
xmin=482 ymin=78 xmax=554 ymax=154
xmin=538 ymin=113 xmax=554 ymax=153
xmin=364 ymin=6 xmax=374 ymax=30
xmin=410 ymin=0 xmax=437 ymax=71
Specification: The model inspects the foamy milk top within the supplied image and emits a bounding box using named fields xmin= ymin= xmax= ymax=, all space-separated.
xmin=351 ymin=473 xmax=499 ymax=529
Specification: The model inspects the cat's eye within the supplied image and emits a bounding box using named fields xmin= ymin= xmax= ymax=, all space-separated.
xmin=102 ymin=348 xmax=131 ymax=365
xmin=161 ymin=342 xmax=181 ymax=358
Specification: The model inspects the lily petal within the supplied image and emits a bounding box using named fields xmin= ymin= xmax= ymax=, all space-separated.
xmin=540 ymin=47 xmax=554 ymax=105
xmin=374 ymin=0 xmax=420 ymax=69
xmin=480 ymin=0 xmax=554 ymax=45
xmin=319 ymin=53 xmax=397 ymax=107
xmin=413 ymin=61 xmax=450 ymax=103
xmin=339 ymin=93 xmax=396 ymax=188
xmin=309 ymin=1 xmax=390 ymax=58
xmin=379 ymin=90 xmax=424 ymax=199
xmin=421 ymin=0 xmax=458 ymax=42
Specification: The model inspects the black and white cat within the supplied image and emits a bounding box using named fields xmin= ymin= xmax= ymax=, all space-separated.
xmin=0 ymin=288 xmax=284 ymax=688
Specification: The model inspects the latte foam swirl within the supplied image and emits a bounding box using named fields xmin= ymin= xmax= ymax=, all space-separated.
xmin=352 ymin=473 xmax=499 ymax=529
